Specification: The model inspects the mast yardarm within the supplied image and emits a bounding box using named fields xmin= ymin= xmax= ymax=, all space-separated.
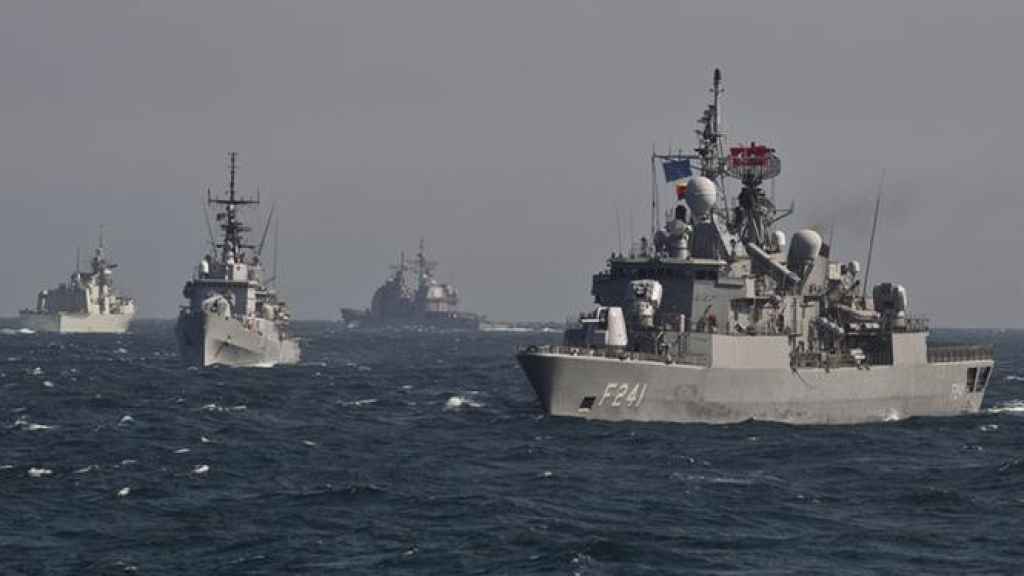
xmin=209 ymin=152 xmax=259 ymax=263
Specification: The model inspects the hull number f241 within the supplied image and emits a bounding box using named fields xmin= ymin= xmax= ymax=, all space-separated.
xmin=598 ymin=382 xmax=648 ymax=408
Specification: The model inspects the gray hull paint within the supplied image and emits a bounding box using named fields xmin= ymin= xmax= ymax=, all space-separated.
xmin=517 ymin=351 xmax=990 ymax=425
xmin=176 ymin=311 xmax=300 ymax=368
xmin=19 ymin=311 xmax=133 ymax=334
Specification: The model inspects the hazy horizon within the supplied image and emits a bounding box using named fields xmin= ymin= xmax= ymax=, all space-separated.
xmin=3 ymin=1 xmax=1023 ymax=327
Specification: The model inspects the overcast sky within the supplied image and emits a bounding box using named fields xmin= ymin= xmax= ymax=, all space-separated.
xmin=2 ymin=1 xmax=1022 ymax=327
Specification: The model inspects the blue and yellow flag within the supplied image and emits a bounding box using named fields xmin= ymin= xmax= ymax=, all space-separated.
xmin=662 ymin=159 xmax=691 ymax=182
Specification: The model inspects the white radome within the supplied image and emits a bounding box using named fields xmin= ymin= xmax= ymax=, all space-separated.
xmin=685 ymin=176 xmax=717 ymax=217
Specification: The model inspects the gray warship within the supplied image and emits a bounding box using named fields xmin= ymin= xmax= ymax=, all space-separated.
xmin=341 ymin=239 xmax=482 ymax=330
xmin=175 ymin=153 xmax=300 ymax=367
xmin=517 ymin=70 xmax=994 ymax=425
xmin=20 ymin=231 xmax=136 ymax=333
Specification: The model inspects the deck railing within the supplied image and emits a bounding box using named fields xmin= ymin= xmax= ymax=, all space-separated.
xmin=927 ymin=345 xmax=993 ymax=363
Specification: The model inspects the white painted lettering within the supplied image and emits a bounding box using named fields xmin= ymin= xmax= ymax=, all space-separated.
xmin=611 ymin=383 xmax=630 ymax=407
xmin=626 ymin=383 xmax=640 ymax=406
xmin=598 ymin=383 xmax=618 ymax=406
xmin=636 ymin=383 xmax=648 ymax=406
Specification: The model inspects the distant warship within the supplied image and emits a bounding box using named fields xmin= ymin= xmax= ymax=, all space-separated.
xmin=20 ymin=230 xmax=136 ymax=333
xmin=341 ymin=239 xmax=482 ymax=330
xmin=175 ymin=153 xmax=300 ymax=367
xmin=517 ymin=69 xmax=994 ymax=425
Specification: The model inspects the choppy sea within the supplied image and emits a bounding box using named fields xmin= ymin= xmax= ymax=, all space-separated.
xmin=1 ymin=321 xmax=1022 ymax=575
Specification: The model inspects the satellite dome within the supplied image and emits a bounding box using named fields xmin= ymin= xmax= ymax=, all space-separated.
xmin=685 ymin=177 xmax=717 ymax=217
xmin=787 ymin=229 xmax=823 ymax=272
xmin=772 ymin=230 xmax=787 ymax=252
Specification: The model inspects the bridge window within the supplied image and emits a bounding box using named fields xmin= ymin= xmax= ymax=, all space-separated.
xmin=977 ymin=367 xmax=991 ymax=392
xmin=966 ymin=367 xmax=978 ymax=392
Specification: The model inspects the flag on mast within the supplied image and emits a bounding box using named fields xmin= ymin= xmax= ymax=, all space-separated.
xmin=662 ymin=159 xmax=691 ymax=182
xmin=662 ymin=159 xmax=691 ymax=199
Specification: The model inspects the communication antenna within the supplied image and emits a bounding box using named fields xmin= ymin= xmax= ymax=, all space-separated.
xmin=257 ymin=202 xmax=277 ymax=257
xmin=616 ymin=203 xmax=623 ymax=255
xmin=650 ymin=142 xmax=658 ymax=246
xmin=272 ymin=213 xmax=279 ymax=287
xmin=862 ymin=169 xmax=885 ymax=298
xmin=628 ymin=208 xmax=634 ymax=256
xmin=75 ymin=246 xmax=81 ymax=274
xmin=202 ymin=190 xmax=217 ymax=254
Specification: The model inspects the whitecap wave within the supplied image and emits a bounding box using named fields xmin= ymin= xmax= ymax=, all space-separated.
xmin=980 ymin=423 xmax=999 ymax=432
xmin=12 ymin=416 xmax=54 ymax=431
xmin=989 ymin=400 xmax=1024 ymax=414
xmin=28 ymin=467 xmax=52 ymax=478
xmin=671 ymin=472 xmax=756 ymax=486
xmin=1005 ymin=375 xmax=1024 ymax=381
xmin=0 ymin=328 xmax=34 ymax=335
xmin=117 ymin=486 xmax=131 ymax=497
xmin=341 ymin=398 xmax=378 ymax=407
xmin=883 ymin=408 xmax=904 ymax=422
xmin=445 ymin=395 xmax=484 ymax=410
xmin=192 ymin=464 xmax=210 ymax=475
xmin=199 ymin=403 xmax=247 ymax=413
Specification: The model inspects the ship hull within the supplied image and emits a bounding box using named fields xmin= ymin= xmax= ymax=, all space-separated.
xmin=176 ymin=311 xmax=300 ymax=368
xmin=517 ymin=351 xmax=992 ymax=425
xmin=18 ymin=311 xmax=134 ymax=334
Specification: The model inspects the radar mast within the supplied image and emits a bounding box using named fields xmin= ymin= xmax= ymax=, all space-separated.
xmin=208 ymin=152 xmax=259 ymax=264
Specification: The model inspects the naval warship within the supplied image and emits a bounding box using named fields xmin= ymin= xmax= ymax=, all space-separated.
xmin=19 ymin=231 xmax=136 ymax=333
xmin=175 ymin=153 xmax=300 ymax=367
xmin=517 ymin=69 xmax=994 ymax=425
xmin=341 ymin=239 xmax=482 ymax=330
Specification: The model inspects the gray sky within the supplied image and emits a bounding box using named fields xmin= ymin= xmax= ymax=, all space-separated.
xmin=2 ymin=1 xmax=1023 ymax=327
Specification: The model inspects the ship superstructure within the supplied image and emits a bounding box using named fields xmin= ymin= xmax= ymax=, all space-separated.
xmin=517 ymin=70 xmax=994 ymax=425
xmin=20 ymin=230 xmax=136 ymax=333
xmin=175 ymin=153 xmax=300 ymax=367
xmin=341 ymin=239 xmax=481 ymax=330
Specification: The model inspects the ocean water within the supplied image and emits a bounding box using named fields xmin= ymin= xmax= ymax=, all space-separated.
xmin=1 ymin=322 xmax=1023 ymax=575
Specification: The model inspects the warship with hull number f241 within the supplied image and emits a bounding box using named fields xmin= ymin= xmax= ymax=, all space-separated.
xmin=341 ymin=239 xmax=482 ymax=330
xmin=517 ymin=69 xmax=994 ymax=425
xmin=175 ymin=153 xmax=300 ymax=368
xmin=20 ymin=231 xmax=136 ymax=334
